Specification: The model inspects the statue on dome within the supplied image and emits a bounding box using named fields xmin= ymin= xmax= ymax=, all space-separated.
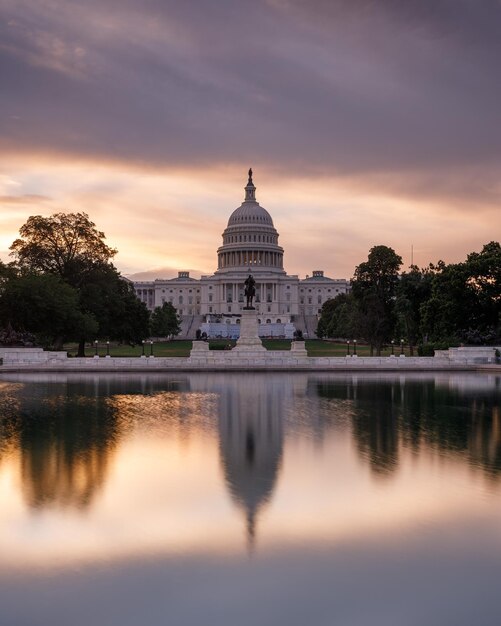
xmin=244 ymin=274 xmax=256 ymax=309
xmin=248 ymin=168 xmax=253 ymax=183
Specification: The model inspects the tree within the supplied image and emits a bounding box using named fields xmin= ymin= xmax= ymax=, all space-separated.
xmin=10 ymin=213 xmax=117 ymax=287
xmin=317 ymin=293 xmax=357 ymax=339
xmin=464 ymin=241 xmax=501 ymax=335
xmin=78 ymin=266 xmax=150 ymax=346
xmin=395 ymin=266 xmax=433 ymax=349
xmin=150 ymin=302 xmax=181 ymax=338
xmin=9 ymin=212 xmax=149 ymax=355
xmin=0 ymin=273 xmax=97 ymax=349
xmin=10 ymin=212 xmax=117 ymax=287
xmin=421 ymin=242 xmax=501 ymax=344
xmin=351 ymin=245 xmax=402 ymax=353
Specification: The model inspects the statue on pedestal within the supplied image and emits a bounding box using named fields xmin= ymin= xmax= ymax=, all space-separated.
xmin=244 ymin=274 xmax=256 ymax=309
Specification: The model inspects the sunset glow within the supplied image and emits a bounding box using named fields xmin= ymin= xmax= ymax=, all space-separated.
xmin=2 ymin=1 xmax=500 ymax=278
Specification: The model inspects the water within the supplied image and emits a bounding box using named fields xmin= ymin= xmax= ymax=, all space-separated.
xmin=0 ymin=372 xmax=500 ymax=626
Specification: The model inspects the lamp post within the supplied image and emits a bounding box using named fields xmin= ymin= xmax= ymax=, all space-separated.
xmin=346 ymin=340 xmax=350 ymax=356
xmin=400 ymin=339 xmax=404 ymax=356
xmin=106 ymin=341 xmax=110 ymax=357
xmin=150 ymin=340 xmax=154 ymax=357
xmin=391 ymin=340 xmax=395 ymax=356
xmin=142 ymin=340 xmax=145 ymax=357
xmin=94 ymin=340 xmax=98 ymax=356
xmin=353 ymin=339 xmax=357 ymax=356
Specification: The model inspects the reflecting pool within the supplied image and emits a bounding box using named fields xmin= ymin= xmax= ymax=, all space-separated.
xmin=0 ymin=372 xmax=500 ymax=625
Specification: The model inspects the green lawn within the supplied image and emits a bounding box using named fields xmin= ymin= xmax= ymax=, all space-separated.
xmin=65 ymin=340 xmax=193 ymax=358
xmin=65 ymin=339 xmax=415 ymax=358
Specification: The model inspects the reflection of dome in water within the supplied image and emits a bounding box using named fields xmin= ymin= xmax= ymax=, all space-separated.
xmin=218 ymin=389 xmax=284 ymax=551
xmin=221 ymin=425 xmax=282 ymax=547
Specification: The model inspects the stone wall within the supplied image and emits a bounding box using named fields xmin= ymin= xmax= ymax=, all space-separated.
xmin=0 ymin=344 xmax=497 ymax=372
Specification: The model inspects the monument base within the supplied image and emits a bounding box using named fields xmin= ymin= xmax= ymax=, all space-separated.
xmin=291 ymin=340 xmax=308 ymax=357
xmin=233 ymin=309 xmax=266 ymax=353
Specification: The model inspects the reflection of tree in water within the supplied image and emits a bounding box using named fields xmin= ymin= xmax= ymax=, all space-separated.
xmin=0 ymin=382 xmax=22 ymax=469
xmin=314 ymin=377 xmax=501 ymax=479
xmin=351 ymin=385 xmax=399 ymax=476
xmin=0 ymin=382 xmax=124 ymax=510
xmin=19 ymin=397 xmax=121 ymax=509
xmin=0 ymin=376 xmax=194 ymax=510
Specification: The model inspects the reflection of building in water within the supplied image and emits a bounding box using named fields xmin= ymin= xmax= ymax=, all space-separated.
xmin=192 ymin=374 xmax=292 ymax=551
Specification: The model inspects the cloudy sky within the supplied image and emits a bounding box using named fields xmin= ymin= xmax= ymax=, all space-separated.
xmin=1 ymin=0 xmax=500 ymax=279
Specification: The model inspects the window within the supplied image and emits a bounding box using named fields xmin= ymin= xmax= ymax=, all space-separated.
xmin=209 ymin=294 xmax=213 ymax=302
xmin=277 ymin=318 xmax=281 ymax=324
xmin=318 ymin=296 xmax=321 ymax=304
xmin=209 ymin=286 xmax=212 ymax=290
xmin=179 ymin=296 xmax=183 ymax=304
xmin=308 ymin=297 xmax=312 ymax=304
xmin=266 ymin=319 xmax=271 ymax=324
xmin=209 ymin=306 xmax=213 ymax=313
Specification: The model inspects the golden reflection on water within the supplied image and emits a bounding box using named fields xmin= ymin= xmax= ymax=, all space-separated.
xmin=0 ymin=373 xmax=500 ymax=570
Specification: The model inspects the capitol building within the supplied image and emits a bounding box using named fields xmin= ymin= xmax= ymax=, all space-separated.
xmin=133 ymin=170 xmax=350 ymax=337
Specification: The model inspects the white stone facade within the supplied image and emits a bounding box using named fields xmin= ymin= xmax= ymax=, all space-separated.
xmin=133 ymin=171 xmax=350 ymax=327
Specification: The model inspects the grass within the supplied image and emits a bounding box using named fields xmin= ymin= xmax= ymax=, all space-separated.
xmin=64 ymin=339 xmax=416 ymax=358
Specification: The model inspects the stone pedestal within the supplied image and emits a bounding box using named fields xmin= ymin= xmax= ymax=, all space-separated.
xmin=191 ymin=340 xmax=210 ymax=354
xmin=291 ymin=340 xmax=307 ymax=357
xmin=233 ymin=309 xmax=266 ymax=353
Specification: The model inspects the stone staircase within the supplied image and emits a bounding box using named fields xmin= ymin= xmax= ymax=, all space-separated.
xmin=179 ymin=315 xmax=205 ymax=339
xmin=293 ymin=315 xmax=319 ymax=339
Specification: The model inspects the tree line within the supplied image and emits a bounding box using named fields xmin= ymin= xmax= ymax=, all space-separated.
xmin=0 ymin=213 xmax=180 ymax=355
xmin=317 ymin=243 xmax=501 ymax=354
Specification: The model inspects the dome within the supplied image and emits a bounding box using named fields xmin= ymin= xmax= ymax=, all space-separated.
xmin=227 ymin=202 xmax=274 ymax=227
xmin=227 ymin=169 xmax=274 ymax=227
xmin=216 ymin=169 xmax=285 ymax=274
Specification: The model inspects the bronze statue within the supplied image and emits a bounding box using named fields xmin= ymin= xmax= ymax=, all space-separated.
xmin=244 ymin=274 xmax=256 ymax=309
